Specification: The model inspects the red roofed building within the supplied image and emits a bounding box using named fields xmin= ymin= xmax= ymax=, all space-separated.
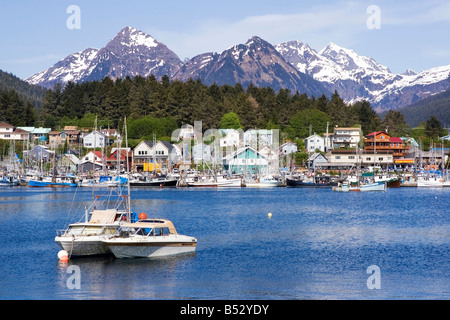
xmin=364 ymin=131 xmax=410 ymax=159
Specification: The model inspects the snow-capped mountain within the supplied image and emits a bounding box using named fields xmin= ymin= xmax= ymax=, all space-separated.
xmin=275 ymin=41 xmax=450 ymax=111
xmin=174 ymin=36 xmax=329 ymax=98
xmin=26 ymin=27 xmax=183 ymax=88
xmin=26 ymin=48 xmax=100 ymax=89
xmin=26 ymin=26 xmax=450 ymax=113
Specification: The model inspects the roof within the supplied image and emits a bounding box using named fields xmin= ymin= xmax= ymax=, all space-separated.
xmin=89 ymin=209 xmax=118 ymax=224
xmin=0 ymin=122 xmax=14 ymax=128
xmin=366 ymin=131 xmax=388 ymax=136
xmin=122 ymin=219 xmax=177 ymax=234
xmin=390 ymin=137 xmax=403 ymax=143
xmin=32 ymin=127 xmax=51 ymax=134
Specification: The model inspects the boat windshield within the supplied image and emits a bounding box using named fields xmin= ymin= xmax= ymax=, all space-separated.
xmin=125 ymin=226 xmax=171 ymax=236
xmin=68 ymin=225 xmax=117 ymax=236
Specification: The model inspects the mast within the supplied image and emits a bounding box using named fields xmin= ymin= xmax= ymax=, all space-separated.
xmin=124 ymin=117 xmax=131 ymax=221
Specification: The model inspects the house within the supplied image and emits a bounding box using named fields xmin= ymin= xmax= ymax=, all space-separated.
xmin=132 ymin=140 xmax=175 ymax=172
xmin=107 ymin=148 xmax=132 ymax=171
xmin=305 ymin=134 xmax=325 ymax=153
xmin=244 ymin=129 xmax=277 ymax=148
xmin=79 ymin=151 xmax=108 ymax=173
xmin=307 ymin=153 xmax=328 ymax=170
xmin=332 ymin=126 xmax=362 ymax=149
xmin=280 ymin=142 xmax=298 ymax=155
xmin=23 ymin=145 xmax=55 ymax=161
xmin=192 ymin=143 xmax=212 ymax=163
xmin=48 ymin=131 xmax=64 ymax=147
xmin=323 ymin=149 xmax=394 ymax=171
xmin=219 ymin=129 xmax=242 ymax=148
xmin=63 ymin=126 xmax=81 ymax=145
xmin=0 ymin=122 xmax=29 ymax=141
xmin=83 ymin=130 xmax=107 ymax=148
xmin=57 ymin=154 xmax=80 ymax=173
xmin=223 ymin=146 xmax=268 ymax=175
xmin=18 ymin=127 xmax=51 ymax=142
xmin=100 ymin=128 xmax=120 ymax=140
xmin=364 ymin=131 xmax=410 ymax=159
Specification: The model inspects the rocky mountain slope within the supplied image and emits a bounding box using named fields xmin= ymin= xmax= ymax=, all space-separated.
xmin=26 ymin=27 xmax=450 ymax=113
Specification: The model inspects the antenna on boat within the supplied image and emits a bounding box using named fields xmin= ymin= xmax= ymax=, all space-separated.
xmin=124 ymin=117 xmax=132 ymax=222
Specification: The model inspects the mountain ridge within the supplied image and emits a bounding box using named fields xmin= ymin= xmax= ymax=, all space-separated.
xmin=25 ymin=26 xmax=450 ymax=114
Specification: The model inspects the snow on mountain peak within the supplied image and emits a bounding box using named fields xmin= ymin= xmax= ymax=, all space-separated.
xmin=115 ymin=26 xmax=158 ymax=48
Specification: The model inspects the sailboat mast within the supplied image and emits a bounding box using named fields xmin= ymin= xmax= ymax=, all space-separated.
xmin=124 ymin=117 xmax=131 ymax=221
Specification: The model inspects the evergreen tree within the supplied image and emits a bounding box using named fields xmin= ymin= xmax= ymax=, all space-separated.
xmin=425 ymin=115 xmax=445 ymax=139
xmin=382 ymin=110 xmax=410 ymax=137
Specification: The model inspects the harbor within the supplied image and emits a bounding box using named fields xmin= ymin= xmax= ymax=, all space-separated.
xmin=0 ymin=185 xmax=448 ymax=299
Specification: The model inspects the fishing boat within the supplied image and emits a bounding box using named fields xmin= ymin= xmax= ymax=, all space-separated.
xmin=54 ymin=206 xmax=134 ymax=256
xmin=78 ymin=175 xmax=118 ymax=187
xmin=245 ymin=175 xmax=282 ymax=188
xmin=332 ymin=179 xmax=386 ymax=192
xmin=29 ymin=175 xmax=77 ymax=187
xmin=0 ymin=175 xmax=19 ymax=187
xmin=129 ymin=175 xmax=178 ymax=187
xmin=416 ymin=175 xmax=444 ymax=188
xmin=55 ymin=118 xmax=135 ymax=257
xmin=103 ymin=219 xmax=197 ymax=259
xmin=286 ymin=175 xmax=337 ymax=187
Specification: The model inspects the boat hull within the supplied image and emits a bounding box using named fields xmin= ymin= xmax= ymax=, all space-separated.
xmin=104 ymin=237 xmax=197 ymax=258
xmin=417 ymin=178 xmax=443 ymax=188
xmin=55 ymin=236 xmax=112 ymax=256
xmin=130 ymin=179 xmax=178 ymax=187
xmin=29 ymin=180 xmax=77 ymax=187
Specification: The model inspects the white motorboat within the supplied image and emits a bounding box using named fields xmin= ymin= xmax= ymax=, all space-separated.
xmin=103 ymin=219 xmax=197 ymax=258
xmin=333 ymin=180 xmax=386 ymax=192
xmin=417 ymin=176 xmax=444 ymax=188
xmin=245 ymin=175 xmax=282 ymax=188
xmin=55 ymin=208 xmax=128 ymax=256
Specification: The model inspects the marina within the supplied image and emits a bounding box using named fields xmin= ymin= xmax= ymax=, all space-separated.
xmin=0 ymin=185 xmax=448 ymax=299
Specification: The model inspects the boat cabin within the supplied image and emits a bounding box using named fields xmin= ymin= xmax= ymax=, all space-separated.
xmin=118 ymin=219 xmax=178 ymax=237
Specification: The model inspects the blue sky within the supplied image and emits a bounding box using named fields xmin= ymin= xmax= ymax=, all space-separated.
xmin=1 ymin=0 xmax=450 ymax=79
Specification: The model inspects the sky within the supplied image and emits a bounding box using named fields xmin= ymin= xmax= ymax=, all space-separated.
xmin=1 ymin=0 xmax=450 ymax=80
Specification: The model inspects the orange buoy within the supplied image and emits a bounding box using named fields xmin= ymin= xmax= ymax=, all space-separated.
xmin=138 ymin=213 xmax=147 ymax=220
xmin=58 ymin=250 xmax=69 ymax=262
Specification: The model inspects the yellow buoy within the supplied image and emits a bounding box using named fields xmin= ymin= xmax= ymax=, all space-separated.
xmin=268 ymin=212 xmax=272 ymax=218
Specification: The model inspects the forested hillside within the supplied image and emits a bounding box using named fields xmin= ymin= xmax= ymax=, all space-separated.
xmin=37 ymin=75 xmax=387 ymax=140
xmin=399 ymin=88 xmax=450 ymax=128
xmin=0 ymin=69 xmax=46 ymax=108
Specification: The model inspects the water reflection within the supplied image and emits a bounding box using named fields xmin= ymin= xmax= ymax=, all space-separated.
xmin=55 ymin=253 xmax=197 ymax=299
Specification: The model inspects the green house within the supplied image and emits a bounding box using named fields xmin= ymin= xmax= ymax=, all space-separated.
xmin=223 ymin=147 xmax=268 ymax=174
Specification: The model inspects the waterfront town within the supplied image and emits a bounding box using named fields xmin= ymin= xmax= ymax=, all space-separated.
xmin=0 ymin=120 xmax=449 ymax=188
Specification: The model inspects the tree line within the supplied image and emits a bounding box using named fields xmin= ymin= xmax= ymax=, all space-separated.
xmin=2 ymin=74 xmax=448 ymax=145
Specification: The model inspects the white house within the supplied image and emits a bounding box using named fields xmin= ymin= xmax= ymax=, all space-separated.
xmin=244 ymin=129 xmax=277 ymax=148
xmin=305 ymin=134 xmax=325 ymax=153
xmin=0 ymin=122 xmax=29 ymax=141
xmin=132 ymin=140 xmax=175 ymax=172
xmin=280 ymin=142 xmax=298 ymax=155
xmin=219 ymin=129 xmax=242 ymax=148
xmin=192 ymin=143 xmax=212 ymax=163
xmin=83 ymin=130 xmax=107 ymax=148
xmin=332 ymin=126 xmax=362 ymax=149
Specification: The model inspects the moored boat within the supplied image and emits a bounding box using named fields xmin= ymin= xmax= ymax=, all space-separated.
xmin=103 ymin=219 xmax=197 ymax=258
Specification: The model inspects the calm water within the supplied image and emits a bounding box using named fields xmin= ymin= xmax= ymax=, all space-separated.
xmin=0 ymin=185 xmax=448 ymax=300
